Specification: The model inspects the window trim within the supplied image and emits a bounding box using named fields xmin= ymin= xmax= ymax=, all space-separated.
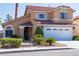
xmin=37 ymin=13 xmax=47 ymax=20
xmin=59 ymin=29 xmax=63 ymax=31
xmin=46 ymin=28 xmax=51 ymax=30
xmin=60 ymin=12 xmax=68 ymax=19
xmin=53 ymin=28 xmax=57 ymax=31
xmin=65 ymin=29 xmax=69 ymax=31
xmin=4 ymin=25 xmax=14 ymax=37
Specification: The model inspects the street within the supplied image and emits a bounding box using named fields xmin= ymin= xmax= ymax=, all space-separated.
xmin=0 ymin=49 xmax=79 ymax=56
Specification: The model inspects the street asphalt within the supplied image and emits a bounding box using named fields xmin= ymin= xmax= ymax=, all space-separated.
xmin=0 ymin=48 xmax=79 ymax=56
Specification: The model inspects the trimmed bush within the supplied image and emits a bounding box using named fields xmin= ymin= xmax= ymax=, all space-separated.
xmin=35 ymin=38 xmax=46 ymax=45
xmin=40 ymin=38 xmax=46 ymax=45
xmin=10 ymin=38 xmax=23 ymax=48
xmin=34 ymin=34 xmax=43 ymax=38
xmin=46 ymin=38 xmax=56 ymax=45
xmin=0 ymin=38 xmax=23 ymax=48
xmin=32 ymin=34 xmax=46 ymax=45
xmin=0 ymin=38 xmax=11 ymax=47
xmin=35 ymin=26 xmax=44 ymax=36
xmin=73 ymin=36 xmax=79 ymax=41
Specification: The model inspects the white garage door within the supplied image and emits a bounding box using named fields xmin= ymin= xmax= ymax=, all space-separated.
xmin=43 ymin=26 xmax=73 ymax=41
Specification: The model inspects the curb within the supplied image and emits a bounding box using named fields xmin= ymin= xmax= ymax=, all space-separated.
xmin=0 ymin=47 xmax=75 ymax=54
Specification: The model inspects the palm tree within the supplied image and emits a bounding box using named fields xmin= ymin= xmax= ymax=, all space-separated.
xmin=15 ymin=3 xmax=19 ymax=19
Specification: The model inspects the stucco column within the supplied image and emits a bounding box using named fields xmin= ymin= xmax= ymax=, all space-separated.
xmin=19 ymin=26 xmax=24 ymax=38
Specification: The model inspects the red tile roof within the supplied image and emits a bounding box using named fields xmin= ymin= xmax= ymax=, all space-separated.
xmin=20 ymin=21 xmax=33 ymax=26
xmin=27 ymin=5 xmax=53 ymax=11
xmin=73 ymin=16 xmax=79 ymax=20
xmin=19 ymin=20 xmax=72 ymax=26
xmin=57 ymin=5 xmax=75 ymax=12
xmin=34 ymin=20 xmax=72 ymax=25
xmin=2 ymin=16 xmax=26 ymax=25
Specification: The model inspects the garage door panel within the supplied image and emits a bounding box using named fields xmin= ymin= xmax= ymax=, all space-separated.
xmin=43 ymin=26 xmax=73 ymax=41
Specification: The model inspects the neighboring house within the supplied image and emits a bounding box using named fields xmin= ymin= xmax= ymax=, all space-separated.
xmin=73 ymin=16 xmax=79 ymax=36
xmin=2 ymin=5 xmax=75 ymax=41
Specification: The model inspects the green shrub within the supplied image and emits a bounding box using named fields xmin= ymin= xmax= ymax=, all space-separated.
xmin=32 ymin=34 xmax=46 ymax=45
xmin=35 ymin=26 xmax=44 ymax=36
xmin=0 ymin=38 xmax=11 ymax=47
xmin=34 ymin=38 xmax=46 ymax=45
xmin=34 ymin=34 xmax=43 ymax=38
xmin=46 ymin=38 xmax=56 ymax=45
xmin=40 ymin=38 xmax=46 ymax=45
xmin=10 ymin=38 xmax=23 ymax=48
xmin=11 ymin=35 xmax=22 ymax=38
xmin=0 ymin=38 xmax=23 ymax=48
xmin=73 ymin=36 xmax=79 ymax=41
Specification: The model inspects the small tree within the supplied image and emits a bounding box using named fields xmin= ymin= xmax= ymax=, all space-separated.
xmin=0 ymin=18 xmax=2 ymax=25
xmin=35 ymin=26 xmax=44 ymax=36
xmin=6 ymin=14 xmax=12 ymax=21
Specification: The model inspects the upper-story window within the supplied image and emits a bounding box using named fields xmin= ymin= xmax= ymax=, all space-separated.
xmin=37 ymin=13 xmax=47 ymax=20
xmin=60 ymin=12 xmax=68 ymax=19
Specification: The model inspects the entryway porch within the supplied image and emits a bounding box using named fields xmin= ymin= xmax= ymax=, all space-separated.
xmin=19 ymin=22 xmax=34 ymax=42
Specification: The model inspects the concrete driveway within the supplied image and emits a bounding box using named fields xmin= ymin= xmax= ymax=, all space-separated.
xmin=57 ymin=41 xmax=79 ymax=48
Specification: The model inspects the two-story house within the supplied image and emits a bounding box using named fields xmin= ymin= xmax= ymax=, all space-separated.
xmin=2 ymin=5 xmax=75 ymax=41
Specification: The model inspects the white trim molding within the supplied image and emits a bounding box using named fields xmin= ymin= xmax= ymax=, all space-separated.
xmin=32 ymin=11 xmax=47 ymax=13
xmin=43 ymin=24 xmax=73 ymax=27
xmin=37 ymin=12 xmax=47 ymax=20
xmin=3 ymin=25 xmax=14 ymax=38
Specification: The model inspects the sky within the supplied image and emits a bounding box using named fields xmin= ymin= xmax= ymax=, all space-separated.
xmin=0 ymin=3 xmax=79 ymax=31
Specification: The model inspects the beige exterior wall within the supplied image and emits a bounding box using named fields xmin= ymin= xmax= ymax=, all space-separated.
xmin=67 ymin=9 xmax=73 ymax=19
xmin=73 ymin=26 xmax=79 ymax=36
xmin=2 ymin=6 xmax=74 ymax=38
xmin=0 ymin=33 xmax=3 ymax=37
xmin=48 ymin=11 xmax=54 ymax=20
xmin=48 ymin=9 xmax=73 ymax=21
xmin=3 ymin=16 xmax=31 ymax=36
xmin=24 ymin=6 xmax=73 ymax=21
xmin=30 ymin=9 xmax=73 ymax=21
xmin=31 ymin=12 xmax=37 ymax=20
xmin=73 ymin=19 xmax=79 ymax=36
xmin=31 ymin=11 xmax=48 ymax=20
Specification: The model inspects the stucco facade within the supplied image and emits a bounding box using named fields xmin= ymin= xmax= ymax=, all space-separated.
xmin=73 ymin=17 xmax=79 ymax=36
xmin=1 ymin=5 xmax=77 ymax=41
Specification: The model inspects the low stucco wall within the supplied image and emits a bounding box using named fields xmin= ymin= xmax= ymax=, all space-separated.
xmin=0 ymin=33 xmax=3 ymax=38
xmin=57 ymin=41 xmax=79 ymax=48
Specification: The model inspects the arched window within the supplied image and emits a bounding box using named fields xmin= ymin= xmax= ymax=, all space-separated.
xmin=4 ymin=25 xmax=14 ymax=37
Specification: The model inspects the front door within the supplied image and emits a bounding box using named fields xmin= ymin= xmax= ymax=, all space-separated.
xmin=24 ymin=27 xmax=29 ymax=41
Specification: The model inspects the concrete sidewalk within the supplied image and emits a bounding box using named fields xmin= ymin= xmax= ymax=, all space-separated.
xmin=0 ymin=46 xmax=75 ymax=53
